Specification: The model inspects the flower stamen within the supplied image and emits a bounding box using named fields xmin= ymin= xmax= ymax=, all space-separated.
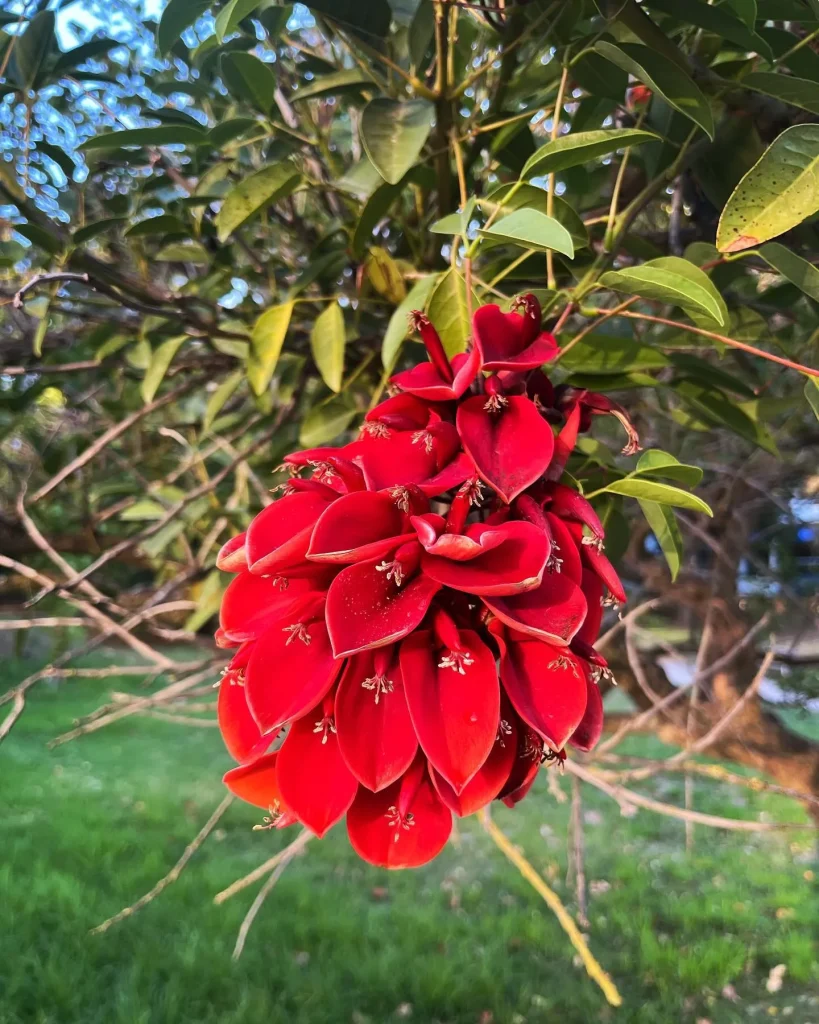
xmin=411 ymin=430 xmax=435 ymax=453
xmin=438 ymin=649 xmax=475 ymax=675
xmin=385 ymin=805 xmax=416 ymax=842
xmin=548 ymin=654 xmax=579 ymax=677
xmin=283 ymin=622 xmax=312 ymax=646
xmin=361 ymin=674 xmax=394 ymax=704
xmin=253 ymin=802 xmax=285 ymax=831
xmin=496 ymin=719 xmax=513 ymax=747
xmin=313 ymin=715 xmax=337 ymax=744
xmin=376 ymin=559 xmax=405 ymax=586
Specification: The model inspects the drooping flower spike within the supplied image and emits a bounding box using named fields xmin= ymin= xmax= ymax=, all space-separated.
xmin=217 ymin=295 xmax=633 ymax=870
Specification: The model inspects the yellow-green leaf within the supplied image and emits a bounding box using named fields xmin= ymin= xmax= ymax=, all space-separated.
xmin=141 ymin=336 xmax=186 ymax=404
xmin=426 ymin=269 xmax=478 ymax=359
xmin=639 ymin=500 xmax=684 ymax=581
xmin=215 ymin=163 xmax=301 ymax=242
xmin=365 ymin=247 xmax=407 ymax=304
xmin=310 ymin=302 xmax=346 ymax=393
xmin=247 ymin=302 xmax=294 ymax=396
xmin=203 ymin=370 xmax=244 ymax=432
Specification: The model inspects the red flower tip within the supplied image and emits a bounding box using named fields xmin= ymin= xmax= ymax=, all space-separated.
xmin=214 ymin=300 xmax=632 ymax=867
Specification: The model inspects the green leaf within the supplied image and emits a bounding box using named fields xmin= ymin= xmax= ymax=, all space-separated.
xmin=155 ymin=241 xmax=210 ymax=263
xmin=430 ymin=212 xmax=464 ymax=235
xmin=220 ymin=53 xmax=278 ymax=114
xmin=294 ymin=69 xmax=375 ymax=101
xmin=203 ymin=371 xmax=244 ymax=432
xmin=299 ymin=392 xmax=358 ymax=447
xmin=571 ymin=52 xmax=628 ymax=103
xmin=724 ymin=0 xmax=757 ymax=30
xmin=647 ymin=0 xmax=772 ymax=61
xmin=481 ymin=183 xmax=588 ymax=251
xmin=426 ymin=270 xmax=478 ymax=359
xmin=209 ymin=117 xmax=259 ymax=148
xmin=185 ymin=570 xmax=225 ymax=632
xmin=72 ymin=218 xmax=125 ymax=244
xmin=635 ymin=449 xmax=704 ymax=488
xmin=557 ymin=336 xmax=670 ymax=374
xmin=382 ymin=275 xmax=437 ymax=369
xmin=759 ymin=242 xmax=819 ymax=303
xmin=743 ymin=72 xmax=819 ymax=117
xmin=215 ymin=163 xmax=301 ymax=242
xmin=600 ymin=257 xmax=728 ymax=328
xmin=674 ymin=380 xmax=778 ymax=453
xmin=142 ymin=337 xmax=186 ymax=404
xmin=302 ymin=0 xmax=392 ymax=40
xmin=479 ymin=209 xmax=575 ymax=258
xmin=125 ymin=214 xmax=188 ymax=237
xmin=215 ymin=0 xmax=262 ymax=41
xmin=409 ymin=0 xmax=435 ymax=68
xmin=80 ymin=125 xmax=206 ymax=150
xmin=365 ymin=247 xmax=407 ymax=304
xmin=12 ymin=11 xmax=54 ymax=91
xmin=158 ymin=0 xmax=210 ymax=53
xmin=521 ymin=128 xmax=659 ymax=180
xmin=120 ymin=500 xmax=168 ymax=522
xmin=639 ymin=500 xmax=683 ymax=581
xmin=595 ymin=41 xmax=714 ymax=139
xmin=360 ymin=99 xmax=435 ymax=185
xmin=310 ymin=302 xmax=346 ymax=393
xmin=805 ymin=376 xmax=819 ymax=420
xmin=352 ymin=179 xmax=403 ymax=257
xmin=247 ymin=301 xmax=294 ymax=396
xmin=53 ymin=37 xmax=118 ymax=73
xmin=717 ymin=125 xmax=819 ymax=253
xmin=602 ymin=477 xmax=713 ymax=516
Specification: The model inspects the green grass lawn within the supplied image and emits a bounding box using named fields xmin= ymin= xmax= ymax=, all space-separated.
xmin=1 ymin=657 xmax=817 ymax=1024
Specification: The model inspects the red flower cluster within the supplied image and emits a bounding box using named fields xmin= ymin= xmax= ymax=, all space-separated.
xmin=215 ymin=297 xmax=634 ymax=869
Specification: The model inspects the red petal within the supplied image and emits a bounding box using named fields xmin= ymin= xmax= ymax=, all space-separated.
xmin=498 ymin=718 xmax=543 ymax=807
xmin=400 ymin=629 xmax=500 ymax=793
xmin=412 ymin=516 xmax=507 ymax=561
xmin=346 ymin=755 xmax=452 ymax=869
xmin=365 ymin=393 xmax=438 ymax=431
xmin=547 ymin=403 xmax=581 ymax=482
xmin=580 ymin=542 xmax=627 ymax=603
xmin=577 ymin=569 xmax=604 ymax=645
xmin=547 ymin=484 xmax=604 ymax=538
xmin=544 ymin=512 xmax=583 ymax=584
xmin=216 ymin=532 xmax=247 ymax=572
xmin=246 ymin=492 xmax=333 ymax=576
xmin=276 ymin=713 xmax=358 ymax=838
xmin=430 ymin=702 xmax=518 ymax=816
xmin=569 ymin=667 xmax=604 ymax=752
xmin=483 ymin=573 xmax=587 ymax=645
xmin=219 ymin=573 xmax=321 ymax=643
xmin=498 ymin=633 xmax=588 ymax=751
xmin=457 ymin=395 xmax=554 ymax=504
xmin=245 ymin=616 xmax=342 ymax=735
xmin=308 ymin=490 xmax=415 ymax=564
xmin=392 ymin=346 xmax=481 ymax=401
xmin=474 ymin=303 xmax=558 ymax=371
xmin=416 ymin=451 xmax=474 ymax=497
xmin=217 ymin=662 xmax=272 ymax=764
xmin=326 ymin=556 xmax=440 ymax=658
xmin=335 ymin=649 xmax=418 ymax=792
xmin=223 ymin=752 xmax=298 ymax=826
xmin=421 ymin=520 xmax=548 ymax=596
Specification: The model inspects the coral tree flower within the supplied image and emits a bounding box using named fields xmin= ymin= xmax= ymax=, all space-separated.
xmin=217 ymin=295 xmax=635 ymax=869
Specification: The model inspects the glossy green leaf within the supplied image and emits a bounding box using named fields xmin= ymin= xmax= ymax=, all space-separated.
xmin=717 ymin=125 xmax=819 ymax=253
xmin=247 ymin=302 xmax=294 ymax=396
xmin=571 ymin=53 xmax=628 ymax=103
xmin=158 ymin=0 xmax=210 ymax=53
xmin=142 ymin=337 xmax=186 ymax=404
xmin=725 ymin=0 xmax=757 ymax=29
xmin=310 ymin=302 xmax=346 ymax=393
xmin=595 ymin=41 xmax=714 ymax=139
xmin=426 ymin=270 xmax=479 ymax=359
xmin=639 ymin=500 xmax=683 ymax=581
xmin=647 ymin=0 xmax=771 ymax=61
xmin=805 ymin=376 xmax=819 ymax=420
xmin=215 ymin=0 xmax=262 ymax=41
xmin=12 ymin=11 xmax=54 ymax=90
xmin=155 ymin=241 xmax=209 ymax=262
xmin=675 ymin=381 xmax=778 ymax=453
xmin=215 ymin=163 xmax=301 ymax=242
xmin=759 ymin=243 xmax=819 ymax=302
xmin=743 ymin=72 xmax=819 ymax=117
xmin=352 ymin=179 xmax=403 ymax=257
xmin=603 ymin=477 xmax=713 ymax=516
xmin=601 ymin=257 xmax=728 ymax=328
xmin=299 ymin=392 xmax=358 ymax=447
xmin=220 ymin=53 xmax=278 ymax=114
xmin=203 ymin=371 xmax=244 ymax=432
xmin=557 ymin=336 xmax=670 ymax=374
xmin=480 ymin=183 xmax=588 ymax=250
xmin=382 ymin=275 xmax=437 ymax=369
xmin=294 ymin=69 xmax=375 ymax=101
xmin=409 ymin=0 xmax=435 ymax=68
xmin=360 ymin=99 xmax=435 ymax=185
xmin=366 ymin=247 xmax=407 ymax=304
xmin=209 ymin=118 xmax=259 ymax=148
xmin=521 ymin=128 xmax=659 ymax=180
xmin=72 ymin=218 xmax=125 ymax=244
xmin=635 ymin=449 xmax=704 ymax=488
xmin=126 ymin=214 xmax=188 ymax=237
xmin=303 ymin=0 xmax=393 ymax=39
xmin=80 ymin=125 xmax=206 ymax=150
xmin=479 ymin=210 xmax=575 ymax=258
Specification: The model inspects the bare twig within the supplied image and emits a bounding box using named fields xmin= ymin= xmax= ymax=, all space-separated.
xmin=214 ymin=829 xmax=313 ymax=905
xmin=231 ymin=838 xmax=310 ymax=960
xmin=90 ymin=795 xmax=234 ymax=935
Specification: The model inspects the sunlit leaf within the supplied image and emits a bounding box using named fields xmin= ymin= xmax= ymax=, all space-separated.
xmin=602 ymin=477 xmax=713 ymax=516
xmin=639 ymin=500 xmax=683 ymax=581
xmin=426 ymin=270 xmax=478 ymax=358
xmin=247 ymin=302 xmax=295 ymax=396
xmin=142 ymin=337 xmax=187 ymax=404
xmin=299 ymin=392 xmax=358 ymax=447
xmin=521 ymin=128 xmax=659 ymax=180
xmin=601 ymin=257 xmax=728 ymax=328
xmin=479 ymin=210 xmax=575 ymax=257
xmin=635 ymin=449 xmax=704 ymax=488
xmin=382 ymin=275 xmax=437 ymax=369
xmin=215 ymin=163 xmax=301 ymax=242
xmin=310 ymin=301 xmax=346 ymax=393
xmin=204 ymin=371 xmax=244 ymax=432
xmin=759 ymin=243 xmax=819 ymax=303
xmin=360 ymin=99 xmax=435 ymax=185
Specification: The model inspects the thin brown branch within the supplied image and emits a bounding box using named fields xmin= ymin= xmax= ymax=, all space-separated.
xmin=231 ymin=840 xmax=309 ymax=960
xmin=90 ymin=795 xmax=234 ymax=935
xmin=213 ymin=829 xmax=312 ymax=905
